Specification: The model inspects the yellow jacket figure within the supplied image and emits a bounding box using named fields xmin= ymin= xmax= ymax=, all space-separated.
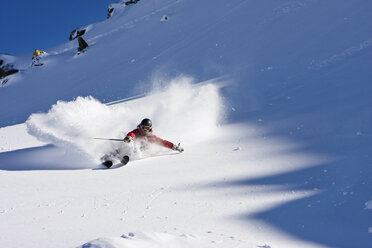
xmin=32 ymin=49 xmax=45 ymax=59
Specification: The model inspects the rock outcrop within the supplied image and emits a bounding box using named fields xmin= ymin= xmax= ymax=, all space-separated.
xmin=0 ymin=61 xmax=18 ymax=80
xmin=107 ymin=7 xmax=115 ymax=19
xmin=69 ymin=28 xmax=86 ymax=41
xmin=0 ymin=60 xmax=19 ymax=86
xmin=125 ymin=0 xmax=140 ymax=6
xmin=107 ymin=0 xmax=140 ymax=19
xmin=77 ymin=37 xmax=89 ymax=52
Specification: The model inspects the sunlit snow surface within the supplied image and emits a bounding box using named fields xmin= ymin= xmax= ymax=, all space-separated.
xmin=1 ymin=0 xmax=372 ymax=247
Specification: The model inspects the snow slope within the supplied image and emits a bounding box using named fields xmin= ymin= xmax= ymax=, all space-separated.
xmin=1 ymin=0 xmax=372 ymax=247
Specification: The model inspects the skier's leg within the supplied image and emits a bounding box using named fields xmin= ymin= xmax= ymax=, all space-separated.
xmin=100 ymin=154 xmax=112 ymax=166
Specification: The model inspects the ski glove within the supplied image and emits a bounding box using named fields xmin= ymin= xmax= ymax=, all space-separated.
xmin=172 ymin=143 xmax=184 ymax=153
xmin=124 ymin=136 xmax=133 ymax=143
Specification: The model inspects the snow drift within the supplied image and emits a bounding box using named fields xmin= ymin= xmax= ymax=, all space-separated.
xmin=26 ymin=77 xmax=224 ymax=164
xmin=78 ymin=232 xmax=204 ymax=248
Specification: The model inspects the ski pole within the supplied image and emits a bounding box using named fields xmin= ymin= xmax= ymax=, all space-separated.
xmin=93 ymin=138 xmax=125 ymax=141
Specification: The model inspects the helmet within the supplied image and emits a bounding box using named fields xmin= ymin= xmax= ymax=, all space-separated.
xmin=140 ymin=118 xmax=152 ymax=127
xmin=139 ymin=118 xmax=152 ymax=134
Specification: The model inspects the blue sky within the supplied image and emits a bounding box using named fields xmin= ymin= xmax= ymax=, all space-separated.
xmin=0 ymin=0 xmax=114 ymax=55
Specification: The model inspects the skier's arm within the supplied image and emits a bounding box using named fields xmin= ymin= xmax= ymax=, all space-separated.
xmin=149 ymin=135 xmax=174 ymax=149
xmin=124 ymin=136 xmax=133 ymax=143
xmin=150 ymin=135 xmax=184 ymax=152
xmin=124 ymin=129 xmax=139 ymax=143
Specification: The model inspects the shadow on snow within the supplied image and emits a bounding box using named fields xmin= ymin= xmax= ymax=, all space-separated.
xmin=0 ymin=145 xmax=94 ymax=171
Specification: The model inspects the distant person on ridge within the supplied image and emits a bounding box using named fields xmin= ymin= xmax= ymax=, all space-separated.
xmin=101 ymin=118 xmax=184 ymax=168
xmin=32 ymin=49 xmax=45 ymax=66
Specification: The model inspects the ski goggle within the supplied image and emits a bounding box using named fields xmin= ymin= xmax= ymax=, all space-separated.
xmin=141 ymin=126 xmax=151 ymax=131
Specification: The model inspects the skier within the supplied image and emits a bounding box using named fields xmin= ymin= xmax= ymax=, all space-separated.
xmin=101 ymin=118 xmax=183 ymax=168
xmin=31 ymin=49 xmax=45 ymax=66
xmin=124 ymin=118 xmax=184 ymax=152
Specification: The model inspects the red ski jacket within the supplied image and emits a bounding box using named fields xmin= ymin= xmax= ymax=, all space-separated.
xmin=126 ymin=128 xmax=174 ymax=149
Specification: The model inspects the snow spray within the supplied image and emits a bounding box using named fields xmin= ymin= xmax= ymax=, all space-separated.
xmin=26 ymin=76 xmax=225 ymax=162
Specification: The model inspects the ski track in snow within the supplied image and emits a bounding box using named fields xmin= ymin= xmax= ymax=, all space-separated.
xmin=308 ymin=37 xmax=372 ymax=70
